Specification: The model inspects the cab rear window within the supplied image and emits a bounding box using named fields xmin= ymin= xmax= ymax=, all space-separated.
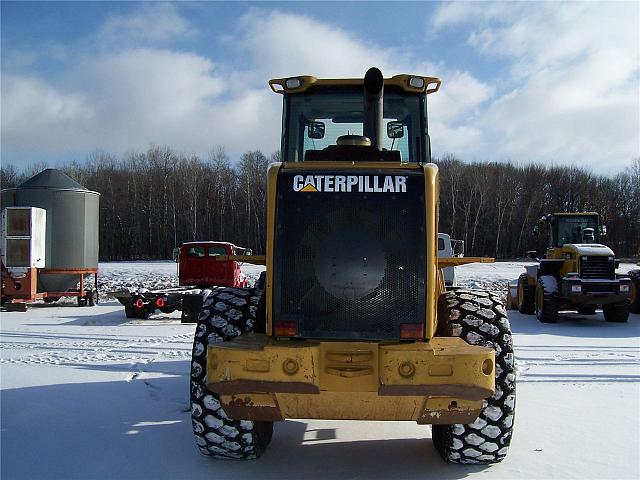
xmin=208 ymin=247 xmax=227 ymax=256
xmin=187 ymin=247 xmax=205 ymax=257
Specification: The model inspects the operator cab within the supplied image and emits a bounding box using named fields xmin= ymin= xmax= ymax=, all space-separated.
xmin=542 ymin=213 xmax=601 ymax=247
xmin=269 ymin=69 xmax=441 ymax=163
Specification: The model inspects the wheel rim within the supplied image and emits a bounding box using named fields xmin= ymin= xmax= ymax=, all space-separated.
xmin=535 ymin=284 xmax=543 ymax=316
xmin=517 ymin=283 xmax=524 ymax=308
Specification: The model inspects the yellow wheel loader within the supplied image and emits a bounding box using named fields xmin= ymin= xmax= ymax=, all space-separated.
xmin=189 ymin=68 xmax=515 ymax=464
xmin=514 ymin=213 xmax=631 ymax=322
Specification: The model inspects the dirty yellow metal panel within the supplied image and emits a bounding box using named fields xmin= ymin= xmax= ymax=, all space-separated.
xmin=207 ymin=335 xmax=494 ymax=422
xmin=220 ymin=393 xmax=283 ymax=421
xmin=269 ymin=74 xmax=442 ymax=95
xmin=206 ymin=334 xmax=321 ymax=392
xmin=217 ymin=391 xmax=482 ymax=424
xmin=265 ymin=162 xmax=281 ymax=336
xmin=437 ymin=257 xmax=495 ymax=267
xmin=214 ymin=255 xmax=266 ymax=265
xmin=319 ymin=342 xmax=378 ymax=392
xmin=281 ymin=161 xmax=423 ymax=171
xmin=419 ymin=397 xmax=483 ymax=425
xmin=423 ymin=163 xmax=438 ymax=340
xmin=378 ymin=337 xmax=494 ymax=400
xmin=275 ymin=392 xmax=427 ymax=421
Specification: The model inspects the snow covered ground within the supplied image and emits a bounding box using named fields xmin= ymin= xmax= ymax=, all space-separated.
xmin=1 ymin=261 xmax=638 ymax=479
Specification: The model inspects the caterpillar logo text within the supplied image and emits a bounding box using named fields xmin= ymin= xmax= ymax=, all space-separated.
xmin=292 ymin=175 xmax=408 ymax=193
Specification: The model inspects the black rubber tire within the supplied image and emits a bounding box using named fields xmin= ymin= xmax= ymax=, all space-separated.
xmin=577 ymin=305 xmax=597 ymax=315
xmin=432 ymin=289 xmax=516 ymax=465
xmin=87 ymin=290 xmax=95 ymax=307
xmin=181 ymin=309 xmax=194 ymax=323
xmin=181 ymin=294 xmax=205 ymax=324
xmin=135 ymin=306 xmax=153 ymax=320
xmin=516 ymin=274 xmax=535 ymax=314
xmin=190 ymin=286 xmax=273 ymax=459
xmin=256 ymin=271 xmax=266 ymax=291
xmin=124 ymin=302 xmax=137 ymax=318
xmin=535 ymin=276 xmax=559 ymax=323
xmin=602 ymin=302 xmax=629 ymax=323
xmin=629 ymin=270 xmax=640 ymax=314
xmin=77 ymin=296 xmax=88 ymax=307
xmin=505 ymin=288 xmax=515 ymax=310
xmin=159 ymin=306 xmax=177 ymax=314
xmin=43 ymin=297 xmax=60 ymax=304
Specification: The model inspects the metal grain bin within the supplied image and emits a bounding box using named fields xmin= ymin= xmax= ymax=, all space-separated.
xmin=1 ymin=169 xmax=100 ymax=292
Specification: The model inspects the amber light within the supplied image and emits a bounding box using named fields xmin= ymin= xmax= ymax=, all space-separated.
xmin=400 ymin=323 xmax=424 ymax=339
xmin=274 ymin=321 xmax=297 ymax=337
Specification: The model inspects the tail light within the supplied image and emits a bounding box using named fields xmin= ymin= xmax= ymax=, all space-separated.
xmin=134 ymin=299 xmax=144 ymax=309
xmin=275 ymin=321 xmax=297 ymax=337
xmin=400 ymin=323 xmax=424 ymax=339
xmin=156 ymin=297 xmax=165 ymax=308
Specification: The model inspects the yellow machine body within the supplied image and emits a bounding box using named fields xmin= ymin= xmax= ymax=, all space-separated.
xmin=206 ymin=75 xmax=495 ymax=424
xmin=207 ymin=159 xmax=495 ymax=424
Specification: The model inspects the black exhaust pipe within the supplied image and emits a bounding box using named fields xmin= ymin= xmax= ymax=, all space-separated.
xmin=363 ymin=67 xmax=384 ymax=150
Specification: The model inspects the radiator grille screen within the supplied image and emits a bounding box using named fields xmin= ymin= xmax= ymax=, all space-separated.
xmin=273 ymin=169 xmax=426 ymax=340
xmin=580 ymin=256 xmax=615 ymax=279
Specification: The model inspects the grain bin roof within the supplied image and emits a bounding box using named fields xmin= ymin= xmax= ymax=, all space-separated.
xmin=18 ymin=168 xmax=87 ymax=190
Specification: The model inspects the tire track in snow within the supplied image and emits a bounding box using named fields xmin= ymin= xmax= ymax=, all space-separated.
xmin=515 ymin=346 xmax=640 ymax=383
xmin=0 ymin=332 xmax=194 ymax=366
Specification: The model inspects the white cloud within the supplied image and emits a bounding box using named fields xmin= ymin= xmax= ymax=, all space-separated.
xmin=431 ymin=2 xmax=640 ymax=171
xmin=2 ymin=48 xmax=280 ymax=157
xmin=0 ymin=7 xmax=509 ymax=169
xmin=98 ymin=3 xmax=194 ymax=47
xmin=234 ymin=9 xmax=396 ymax=79
xmin=1 ymin=75 xmax=94 ymax=147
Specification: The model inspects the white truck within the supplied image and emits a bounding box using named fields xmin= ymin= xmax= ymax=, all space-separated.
xmin=437 ymin=233 xmax=464 ymax=288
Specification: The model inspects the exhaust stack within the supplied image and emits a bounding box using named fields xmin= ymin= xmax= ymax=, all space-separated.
xmin=363 ymin=67 xmax=384 ymax=150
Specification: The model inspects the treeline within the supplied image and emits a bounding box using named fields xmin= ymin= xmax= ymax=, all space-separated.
xmin=1 ymin=149 xmax=638 ymax=260
xmin=436 ymin=156 xmax=639 ymax=258
xmin=1 ymin=147 xmax=272 ymax=261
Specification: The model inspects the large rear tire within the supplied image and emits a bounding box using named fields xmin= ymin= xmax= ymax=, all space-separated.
xmin=629 ymin=270 xmax=640 ymax=314
xmin=535 ymin=276 xmax=559 ymax=323
xmin=124 ymin=302 xmax=136 ymax=318
xmin=433 ymin=290 xmax=516 ymax=464
xmin=516 ymin=274 xmax=535 ymax=314
xmin=602 ymin=302 xmax=629 ymax=323
xmin=190 ymin=286 xmax=273 ymax=459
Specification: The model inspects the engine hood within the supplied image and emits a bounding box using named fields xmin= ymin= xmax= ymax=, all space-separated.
xmin=565 ymin=244 xmax=614 ymax=256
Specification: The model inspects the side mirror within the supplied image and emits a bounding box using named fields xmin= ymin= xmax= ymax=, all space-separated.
xmin=245 ymin=248 xmax=252 ymax=256
xmin=386 ymin=121 xmax=404 ymax=139
xmin=527 ymin=250 xmax=539 ymax=261
xmin=172 ymin=247 xmax=180 ymax=262
xmin=531 ymin=224 xmax=539 ymax=237
xmin=599 ymin=225 xmax=607 ymax=236
xmin=307 ymin=121 xmax=325 ymax=139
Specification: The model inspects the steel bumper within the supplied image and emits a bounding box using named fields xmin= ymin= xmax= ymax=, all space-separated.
xmin=561 ymin=277 xmax=631 ymax=304
xmin=206 ymin=334 xmax=494 ymax=424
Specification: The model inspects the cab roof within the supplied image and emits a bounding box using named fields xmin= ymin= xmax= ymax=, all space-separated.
xmin=550 ymin=212 xmax=599 ymax=217
xmin=269 ymin=74 xmax=441 ymax=95
xmin=182 ymin=241 xmax=236 ymax=247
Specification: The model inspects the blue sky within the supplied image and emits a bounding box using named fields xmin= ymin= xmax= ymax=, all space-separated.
xmin=2 ymin=1 xmax=639 ymax=173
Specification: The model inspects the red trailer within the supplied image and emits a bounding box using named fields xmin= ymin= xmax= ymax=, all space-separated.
xmin=113 ymin=241 xmax=256 ymax=322
xmin=178 ymin=242 xmax=249 ymax=288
